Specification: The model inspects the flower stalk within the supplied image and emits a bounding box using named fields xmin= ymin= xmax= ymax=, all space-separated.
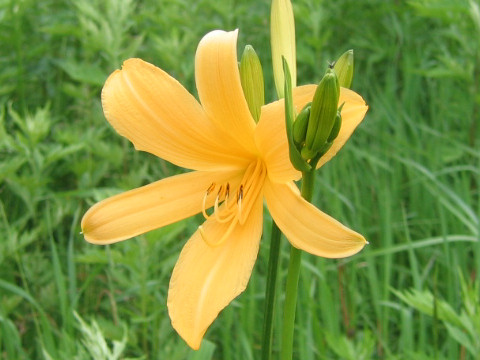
xmin=281 ymin=169 xmax=315 ymax=360
xmin=261 ymin=221 xmax=282 ymax=360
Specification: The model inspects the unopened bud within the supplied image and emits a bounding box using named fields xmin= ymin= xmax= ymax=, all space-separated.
xmin=327 ymin=104 xmax=343 ymax=143
xmin=333 ymin=50 xmax=354 ymax=88
xmin=271 ymin=0 xmax=296 ymax=98
xmin=293 ymin=103 xmax=310 ymax=146
xmin=317 ymin=141 xmax=333 ymax=157
xmin=240 ymin=45 xmax=265 ymax=122
xmin=304 ymin=68 xmax=340 ymax=158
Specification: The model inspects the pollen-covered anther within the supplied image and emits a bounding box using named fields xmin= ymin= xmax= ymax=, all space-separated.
xmin=202 ymin=181 xmax=235 ymax=223
xmin=225 ymin=183 xmax=230 ymax=207
xmin=201 ymin=183 xmax=216 ymax=219
xmin=237 ymin=185 xmax=244 ymax=220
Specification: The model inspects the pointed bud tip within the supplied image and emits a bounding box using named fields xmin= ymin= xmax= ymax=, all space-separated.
xmin=334 ymin=49 xmax=354 ymax=88
xmin=240 ymin=44 xmax=264 ymax=122
xmin=271 ymin=0 xmax=296 ymax=98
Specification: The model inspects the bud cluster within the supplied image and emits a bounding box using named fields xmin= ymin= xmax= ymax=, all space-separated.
xmin=284 ymin=50 xmax=354 ymax=170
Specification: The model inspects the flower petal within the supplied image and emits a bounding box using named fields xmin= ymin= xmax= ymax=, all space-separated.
xmin=264 ymin=179 xmax=367 ymax=258
xmin=81 ymin=170 xmax=241 ymax=244
xmin=317 ymin=87 xmax=368 ymax=168
xmin=167 ymin=193 xmax=263 ymax=349
xmin=195 ymin=30 xmax=257 ymax=153
xmin=255 ymin=85 xmax=316 ymax=183
xmin=102 ymin=58 xmax=249 ymax=171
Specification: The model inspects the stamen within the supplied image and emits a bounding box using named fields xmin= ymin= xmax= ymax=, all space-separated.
xmin=239 ymin=160 xmax=267 ymax=225
xmin=237 ymin=185 xmax=244 ymax=220
xmin=202 ymin=192 xmax=211 ymax=220
xmin=237 ymin=185 xmax=244 ymax=202
xmin=202 ymin=183 xmax=216 ymax=220
xmin=225 ymin=183 xmax=230 ymax=207
xmin=217 ymin=185 xmax=224 ymax=199
xmin=207 ymin=182 xmax=216 ymax=195
xmin=199 ymin=219 xmax=238 ymax=247
xmin=199 ymin=159 xmax=267 ymax=244
xmin=214 ymin=195 xmax=232 ymax=223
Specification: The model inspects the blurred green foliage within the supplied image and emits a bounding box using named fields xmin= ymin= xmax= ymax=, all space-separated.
xmin=0 ymin=0 xmax=479 ymax=359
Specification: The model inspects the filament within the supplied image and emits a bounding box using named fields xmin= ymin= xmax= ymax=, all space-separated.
xmin=199 ymin=218 xmax=238 ymax=247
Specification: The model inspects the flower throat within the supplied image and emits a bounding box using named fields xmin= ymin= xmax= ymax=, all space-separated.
xmin=200 ymin=159 xmax=266 ymax=247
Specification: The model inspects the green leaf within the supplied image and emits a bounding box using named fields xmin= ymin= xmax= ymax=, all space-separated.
xmin=56 ymin=60 xmax=107 ymax=86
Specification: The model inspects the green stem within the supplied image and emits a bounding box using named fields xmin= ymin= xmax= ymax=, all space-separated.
xmin=261 ymin=221 xmax=282 ymax=360
xmin=281 ymin=170 xmax=315 ymax=360
xmin=300 ymin=169 xmax=315 ymax=203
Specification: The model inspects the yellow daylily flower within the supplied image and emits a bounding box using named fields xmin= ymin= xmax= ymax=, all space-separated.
xmin=81 ymin=29 xmax=368 ymax=350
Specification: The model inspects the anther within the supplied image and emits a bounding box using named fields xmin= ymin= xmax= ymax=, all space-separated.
xmin=206 ymin=182 xmax=216 ymax=195
xmin=237 ymin=184 xmax=244 ymax=220
xmin=217 ymin=185 xmax=224 ymax=199
xmin=237 ymin=185 xmax=244 ymax=203
xmin=225 ymin=183 xmax=230 ymax=205
xmin=202 ymin=183 xmax=216 ymax=220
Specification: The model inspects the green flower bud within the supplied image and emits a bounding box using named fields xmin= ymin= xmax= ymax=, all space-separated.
xmin=293 ymin=103 xmax=310 ymax=146
xmin=304 ymin=68 xmax=340 ymax=158
xmin=239 ymin=45 xmax=265 ymax=122
xmin=271 ymin=0 xmax=296 ymax=98
xmin=327 ymin=104 xmax=343 ymax=143
xmin=334 ymin=50 xmax=354 ymax=88
xmin=317 ymin=141 xmax=333 ymax=157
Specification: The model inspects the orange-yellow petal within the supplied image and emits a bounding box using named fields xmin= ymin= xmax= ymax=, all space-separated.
xmin=317 ymin=87 xmax=368 ymax=168
xmin=264 ymin=179 xmax=367 ymax=258
xmin=255 ymin=85 xmax=316 ymax=183
xmin=102 ymin=58 xmax=249 ymax=171
xmin=81 ymin=170 xmax=241 ymax=244
xmin=167 ymin=193 xmax=263 ymax=349
xmin=195 ymin=30 xmax=257 ymax=154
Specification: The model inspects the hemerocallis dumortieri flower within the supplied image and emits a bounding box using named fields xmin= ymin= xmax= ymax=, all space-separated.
xmin=81 ymin=29 xmax=368 ymax=350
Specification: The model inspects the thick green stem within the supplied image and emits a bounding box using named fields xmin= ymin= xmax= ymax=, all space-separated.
xmin=261 ymin=221 xmax=282 ymax=360
xmin=300 ymin=169 xmax=315 ymax=202
xmin=280 ymin=170 xmax=315 ymax=360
